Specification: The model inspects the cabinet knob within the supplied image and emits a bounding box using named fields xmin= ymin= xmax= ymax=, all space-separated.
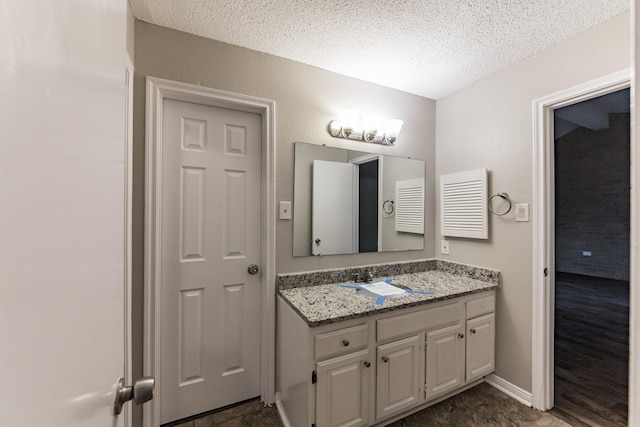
xmin=342 ymin=339 xmax=349 ymax=347
xmin=458 ymin=333 xmax=464 ymax=339
xmin=470 ymin=328 xmax=477 ymax=334
xmin=363 ymin=361 xmax=370 ymax=368
xmin=381 ymin=356 xmax=389 ymax=363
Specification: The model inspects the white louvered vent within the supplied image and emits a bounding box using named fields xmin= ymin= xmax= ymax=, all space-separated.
xmin=440 ymin=168 xmax=488 ymax=239
xmin=395 ymin=178 xmax=425 ymax=234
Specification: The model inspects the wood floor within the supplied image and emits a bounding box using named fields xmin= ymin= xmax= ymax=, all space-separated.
xmin=551 ymin=272 xmax=629 ymax=427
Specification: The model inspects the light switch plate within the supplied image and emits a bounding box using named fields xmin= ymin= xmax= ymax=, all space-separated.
xmin=279 ymin=201 xmax=292 ymax=220
xmin=441 ymin=239 xmax=450 ymax=255
xmin=515 ymin=203 xmax=529 ymax=222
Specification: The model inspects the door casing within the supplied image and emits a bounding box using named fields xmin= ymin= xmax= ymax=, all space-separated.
xmin=143 ymin=77 xmax=276 ymax=427
xmin=531 ymin=68 xmax=632 ymax=411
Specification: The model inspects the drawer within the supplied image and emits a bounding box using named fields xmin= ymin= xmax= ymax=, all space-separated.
xmin=315 ymin=323 xmax=369 ymax=359
xmin=377 ymin=302 xmax=463 ymax=342
xmin=466 ymin=293 xmax=495 ymax=319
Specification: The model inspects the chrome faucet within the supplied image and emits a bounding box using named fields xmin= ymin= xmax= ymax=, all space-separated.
xmin=365 ymin=270 xmax=375 ymax=282
xmin=352 ymin=270 xmax=375 ymax=283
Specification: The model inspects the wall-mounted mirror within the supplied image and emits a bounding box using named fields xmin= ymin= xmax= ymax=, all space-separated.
xmin=293 ymin=142 xmax=426 ymax=256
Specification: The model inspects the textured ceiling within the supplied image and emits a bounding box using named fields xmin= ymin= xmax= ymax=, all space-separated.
xmin=130 ymin=0 xmax=629 ymax=99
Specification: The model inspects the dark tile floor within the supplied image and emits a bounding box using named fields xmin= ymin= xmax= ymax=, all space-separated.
xmin=385 ymin=383 xmax=568 ymax=427
xmin=168 ymin=382 xmax=569 ymax=426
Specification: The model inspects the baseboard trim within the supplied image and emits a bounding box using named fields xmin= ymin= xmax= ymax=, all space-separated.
xmin=274 ymin=392 xmax=293 ymax=427
xmin=485 ymin=374 xmax=533 ymax=407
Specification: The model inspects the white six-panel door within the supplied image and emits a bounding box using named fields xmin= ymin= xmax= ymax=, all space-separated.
xmin=312 ymin=160 xmax=357 ymax=255
xmin=159 ymin=99 xmax=262 ymax=423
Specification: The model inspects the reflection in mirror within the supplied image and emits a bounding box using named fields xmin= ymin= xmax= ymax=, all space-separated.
xmin=293 ymin=142 xmax=425 ymax=256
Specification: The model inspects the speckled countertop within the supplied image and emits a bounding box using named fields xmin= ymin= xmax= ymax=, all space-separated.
xmin=278 ymin=260 xmax=500 ymax=327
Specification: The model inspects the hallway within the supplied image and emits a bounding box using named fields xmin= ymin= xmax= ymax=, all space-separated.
xmin=552 ymin=272 xmax=629 ymax=426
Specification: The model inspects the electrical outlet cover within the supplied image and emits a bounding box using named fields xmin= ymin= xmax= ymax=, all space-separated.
xmin=279 ymin=201 xmax=292 ymax=220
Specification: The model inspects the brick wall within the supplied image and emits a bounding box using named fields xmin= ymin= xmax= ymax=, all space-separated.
xmin=555 ymin=113 xmax=630 ymax=281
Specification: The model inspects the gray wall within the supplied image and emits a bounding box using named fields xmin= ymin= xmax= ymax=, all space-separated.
xmin=131 ymin=22 xmax=436 ymax=423
xmin=435 ymin=11 xmax=630 ymax=393
xmin=555 ymin=113 xmax=630 ymax=281
xmin=126 ymin=2 xmax=135 ymax=62
xmin=133 ymin=21 xmax=436 ymax=275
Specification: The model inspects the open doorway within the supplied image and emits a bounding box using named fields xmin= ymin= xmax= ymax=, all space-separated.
xmin=550 ymin=88 xmax=630 ymax=426
xmin=358 ymin=158 xmax=380 ymax=252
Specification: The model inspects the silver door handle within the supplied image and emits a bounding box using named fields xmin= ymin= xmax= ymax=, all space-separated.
xmin=248 ymin=264 xmax=259 ymax=275
xmin=113 ymin=376 xmax=155 ymax=415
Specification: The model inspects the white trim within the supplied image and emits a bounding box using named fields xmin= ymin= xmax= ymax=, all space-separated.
xmin=531 ymin=69 xmax=631 ymax=411
xmin=378 ymin=156 xmax=384 ymax=251
xmin=484 ymin=374 xmax=532 ymax=407
xmin=352 ymin=164 xmax=360 ymax=252
xmin=630 ymin=4 xmax=640 ymax=424
xmin=143 ymin=77 xmax=276 ymax=427
xmin=123 ymin=54 xmax=134 ymax=427
xmin=274 ymin=392 xmax=293 ymax=427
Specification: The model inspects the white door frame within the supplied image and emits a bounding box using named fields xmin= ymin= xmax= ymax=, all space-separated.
xmin=124 ymin=53 xmax=135 ymax=427
xmin=531 ymin=68 xmax=631 ymax=411
xmin=143 ymin=77 xmax=276 ymax=427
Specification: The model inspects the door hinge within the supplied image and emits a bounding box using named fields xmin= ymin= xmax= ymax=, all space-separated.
xmin=544 ymin=267 xmax=548 ymax=277
xmin=312 ymin=370 xmax=317 ymax=384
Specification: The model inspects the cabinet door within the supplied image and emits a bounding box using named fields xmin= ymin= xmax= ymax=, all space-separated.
xmin=376 ymin=335 xmax=422 ymax=420
xmin=425 ymin=323 xmax=465 ymax=400
xmin=316 ymin=349 xmax=372 ymax=427
xmin=466 ymin=313 xmax=495 ymax=382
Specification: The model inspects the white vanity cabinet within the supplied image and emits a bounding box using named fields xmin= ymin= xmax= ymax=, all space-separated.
xmin=316 ymin=348 xmax=373 ymax=427
xmin=375 ymin=334 xmax=422 ymax=420
xmin=277 ymin=301 xmax=376 ymax=427
xmin=465 ymin=294 xmax=496 ymax=382
xmin=424 ymin=322 xmax=466 ymax=400
xmin=277 ymin=290 xmax=495 ymax=427
xmin=315 ymin=324 xmax=374 ymax=427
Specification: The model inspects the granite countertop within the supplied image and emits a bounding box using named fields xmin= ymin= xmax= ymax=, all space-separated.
xmin=279 ymin=268 xmax=499 ymax=327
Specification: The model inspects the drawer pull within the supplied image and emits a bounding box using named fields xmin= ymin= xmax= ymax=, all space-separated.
xmin=381 ymin=356 xmax=389 ymax=363
xmin=458 ymin=333 xmax=464 ymax=339
xmin=342 ymin=339 xmax=350 ymax=347
xmin=363 ymin=361 xmax=370 ymax=368
xmin=470 ymin=328 xmax=477 ymax=334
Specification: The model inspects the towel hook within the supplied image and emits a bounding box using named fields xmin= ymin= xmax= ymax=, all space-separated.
xmin=383 ymin=200 xmax=394 ymax=215
xmin=488 ymin=193 xmax=512 ymax=216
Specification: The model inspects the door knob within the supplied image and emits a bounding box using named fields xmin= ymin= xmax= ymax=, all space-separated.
xmin=247 ymin=264 xmax=260 ymax=275
xmin=113 ymin=376 xmax=155 ymax=415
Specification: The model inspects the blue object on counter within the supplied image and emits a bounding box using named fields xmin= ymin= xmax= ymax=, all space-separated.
xmin=340 ymin=278 xmax=434 ymax=306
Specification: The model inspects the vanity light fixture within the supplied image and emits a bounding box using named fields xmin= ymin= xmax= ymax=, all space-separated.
xmin=328 ymin=110 xmax=403 ymax=145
